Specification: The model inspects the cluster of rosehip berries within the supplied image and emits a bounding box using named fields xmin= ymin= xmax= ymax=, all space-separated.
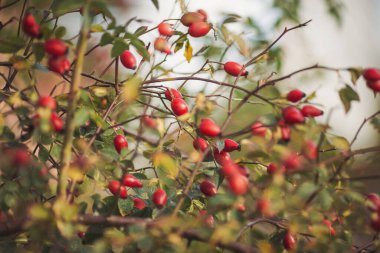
xmin=22 ymin=14 xmax=70 ymax=75
xmin=34 ymin=95 xmax=64 ymax=132
xmin=363 ymin=68 xmax=380 ymax=92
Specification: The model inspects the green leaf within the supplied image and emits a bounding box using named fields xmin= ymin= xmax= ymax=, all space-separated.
xmin=0 ymin=35 xmax=25 ymax=53
xmin=74 ymin=107 xmax=90 ymax=127
xmin=347 ymin=67 xmax=362 ymax=85
xmin=38 ymin=145 xmax=50 ymax=162
xmin=99 ymin=32 xmax=114 ymax=46
xmin=316 ymin=189 xmax=333 ymax=210
xmin=111 ymin=38 xmax=128 ymax=57
xmin=339 ymin=85 xmax=360 ymax=113
xmin=118 ymin=198 xmax=134 ymax=216
xmin=153 ymin=152 xmax=178 ymax=185
xmin=32 ymin=43 xmax=45 ymax=62
xmin=55 ymin=26 xmax=67 ymax=38
xmin=151 ymin=0 xmax=159 ymax=10
xmin=51 ymin=0 xmax=85 ymax=16
xmin=130 ymin=39 xmax=150 ymax=61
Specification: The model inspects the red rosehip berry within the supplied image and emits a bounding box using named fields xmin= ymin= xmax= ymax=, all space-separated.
xmin=171 ymin=98 xmax=188 ymax=116
xmin=199 ymin=118 xmax=221 ymax=137
xmin=301 ymin=105 xmax=323 ymax=117
xmin=120 ymin=50 xmax=137 ymax=70
xmin=213 ymin=150 xmax=231 ymax=165
xmin=322 ymin=219 xmax=336 ymax=236
xmin=197 ymin=9 xmax=208 ymax=20
xmin=237 ymin=203 xmax=246 ymax=212
xmin=113 ymin=135 xmax=128 ymax=154
xmin=238 ymin=165 xmax=250 ymax=178
xmin=228 ymin=174 xmax=248 ymax=195
xmin=44 ymin=39 xmax=68 ymax=57
xmin=51 ymin=112 xmax=64 ymax=132
xmin=367 ymin=80 xmax=380 ymax=92
xmin=366 ymin=193 xmax=380 ymax=212
xmin=256 ymin=197 xmax=272 ymax=217
xmin=152 ymin=188 xmax=167 ymax=209
xmin=286 ymin=89 xmax=305 ymax=103
xmin=283 ymin=153 xmax=302 ymax=171
xmin=223 ymin=61 xmax=248 ymax=77
xmin=283 ymin=232 xmax=297 ymax=251
xmin=302 ymin=140 xmax=318 ymax=160
xmin=154 ymin=38 xmax=172 ymax=54
xmin=188 ymin=22 xmax=211 ymax=37
xmin=164 ymin=88 xmax=182 ymax=101
xmin=158 ymin=22 xmax=174 ymax=37
xmin=220 ymin=161 xmax=240 ymax=177
xmin=267 ymin=163 xmax=285 ymax=175
xmin=77 ymin=231 xmax=86 ymax=238
xmin=133 ymin=198 xmax=146 ymax=210
xmin=142 ymin=116 xmax=157 ymax=128
xmin=38 ymin=95 xmax=57 ymax=110
xmin=193 ymin=137 xmax=208 ymax=152
xmin=22 ymin=14 xmax=41 ymax=38
xmin=363 ymin=68 xmax=380 ymax=81
xmin=180 ymin=12 xmax=206 ymax=27
xmin=199 ymin=210 xmax=214 ymax=227
xmin=371 ymin=215 xmax=380 ymax=231
xmin=200 ymin=179 xmax=217 ymax=197
xmin=108 ymin=180 xmax=121 ymax=196
xmin=10 ymin=148 xmax=30 ymax=166
xmin=119 ymin=186 xmax=128 ymax=199
xmin=282 ymin=106 xmax=305 ymax=125
xmin=48 ymin=56 xmax=70 ymax=75
xmin=251 ymin=122 xmax=267 ymax=137
xmin=278 ymin=120 xmax=291 ymax=142
xmin=223 ymin=139 xmax=240 ymax=152
xmin=122 ymin=174 xmax=143 ymax=188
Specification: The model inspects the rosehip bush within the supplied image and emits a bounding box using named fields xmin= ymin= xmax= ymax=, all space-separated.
xmin=0 ymin=0 xmax=379 ymax=253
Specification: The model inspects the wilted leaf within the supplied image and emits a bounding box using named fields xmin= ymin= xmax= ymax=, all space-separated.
xmin=347 ymin=67 xmax=362 ymax=85
xmin=153 ymin=152 xmax=178 ymax=179
xmin=339 ymin=85 xmax=360 ymax=113
xmin=184 ymin=40 xmax=193 ymax=63
xmin=329 ymin=136 xmax=350 ymax=151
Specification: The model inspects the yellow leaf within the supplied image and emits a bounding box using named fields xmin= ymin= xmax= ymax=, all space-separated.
xmin=122 ymin=77 xmax=141 ymax=104
xmin=91 ymin=24 xmax=104 ymax=32
xmin=331 ymin=136 xmax=350 ymax=151
xmin=153 ymin=152 xmax=178 ymax=178
xmin=184 ymin=40 xmax=193 ymax=63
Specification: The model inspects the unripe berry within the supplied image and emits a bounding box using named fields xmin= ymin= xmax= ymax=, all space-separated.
xmin=38 ymin=96 xmax=57 ymax=110
xmin=302 ymin=140 xmax=318 ymax=160
xmin=267 ymin=163 xmax=285 ymax=175
xmin=133 ymin=198 xmax=146 ymax=210
xmin=152 ymin=188 xmax=167 ymax=209
xmin=286 ymin=89 xmax=305 ymax=103
xmin=142 ymin=116 xmax=157 ymax=128
xmin=251 ymin=122 xmax=267 ymax=137
xmin=188 ymin=22 xmax=211 ymax=37
xmin=44 ymin=39 xmax=68 ymax=57
xmin=113 ymin=135 xmax=128 ymax=154
xmin=283 ymin=153 xmax=302 ymax=171
xmin=180 ymin=12 xmax=206 ymax=27
xmin=223 ymin=61 xmax=248 ymax=77
xmin=108 ymin=180 xmax=121 ymax=196
xmin=283 ymin=232 xmax=297 ymax=251
xmin=120 ymin=50 xmax=137 ymax=70
xmin=228 ymin=174 xmax=248 ymax=195
xmin=158 ymin=23 xmax=174 ymax=37
xmin=154 ymin=38 xmax=172 ymax=54
xmin=223 ymin=139 xmax=240 ymax=152
xmin=282 ymin=106 xmax=305 ymax=125
xmin=367 ymin=80 xmax=380 ymax=92
xmin=363 ymin=68 xmax=380 ymax=81
xmin=48 ymin=56 xmax=70 ymax=75
xmin=119 ymin=186 xmax=128 ymax=199
xmin=301 ymin=105 xmax=323 ymax=117
xmin=22 ymin=14 xmax=41 ymax=38
xmin=122 ymin=174 xmax=143 ymax=188
xmin=213 ymin=150 xmax=231 ymax=165
xmin=200 ymin=179 xmax=217 ymax=197
xmin=164 ymin=88 xmax=182 ymax=101
xmin=171 ymin=98 xmax=188 ymax=116
xmin=193 ymin=137 xmax=208 ymax=152
xmin=199 ymin=118 xmax=221 ymax=137
xmin=51 ymin=112 xmax=64 ymax=132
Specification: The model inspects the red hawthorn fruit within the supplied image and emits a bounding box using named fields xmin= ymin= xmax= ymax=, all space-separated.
xmin=220 ymin=161 xmax=240 ymax=177
xmin=142 ymin=116 xmax=157 ymax=128
xmin=50 ymin=112 xmax=64 ymax=132
xmin=22 ymin=14 xmax=41 ymax=38
xmin=228 ymin=174 xmax=248 ymax=195
xmin=120 ymin=50 xmax=137 ymax=70
xmin=367 ymin=80 xmax=380 ymax=92
xmin=171 ymin=98 xmax=188 ymax=116
xmin=108 ymin=180 xmax=121 ymax=196
xmin=164 ymin=88 xmax=182 ymax=101
xmin=193 ymin=137 xmax=208 ymax=152
xmin=267 ymin=163 xmax=285 ymax=175
xmin=256 ymin=197 xmax=272 ymax=217
xmin=237 ymin=204 xmax=246 ymax=212
xmin=122 ymin=174 xmax=143 ymax=188
xmin=283 ymin=153 xmax=302 ymax=171
xmin=251 ymin=122 xmax=267 ymax=137
xmin=301 ymin=105 xmax=324 ymax=117
xmin=283 ymin=232 xmax=297 ymax=251
xmin=223 ymin=139 xmax=240 ymax=152
xmin=200 ymin=179 xmax=217 ymax=197
xmin=302 ymin=140 xmax=318 ymax=160
xmin=119 ymin=186 xmax=128 ymax=199
xmin=363 ymin=68 xmax=380 ymax=81
xmin=48 ymin=56 xmax=70 ymax=75
xmin=158 ymin=23 xmax=174 ymax=37
xmin=133 ymin=198 xmax=146 ymax=210
xmin=199 ymin=118 xmax=221 ymax=137
xmin=366 ymin=193 xmax=380 ymax=211
xmin=44 ymin=39 xmax=68 ymax=57
xmin=214 ymin=150 xmax=231 ymax=165
xmin=322 ymin=219 xmax=336 ymax=236
xmin=113 ymin=134 xmax=128 ymax=154
xmin=188 ymin=22 xmax=211 ymax=37
xmin=10 ymin=148 xmax=30 ymax=166
xmin=197 ymin=9 xmax=208 ymax=20
xmin=38 ymin=96 xmax=57 ymax=110
xmin=286 ymin=89 xmax=305 ymax=103
xmin=154 ymin=38 xmax=171 ymax=54
xmin=282 ymin=106 xmax=305 ymax=125
xmin=278 ymin=120 xmax=291 ymax=142
xmin=223 ymin=61 xmax=248 ymax=77
xmin=77 ymin=231 xmax=86 ymax=238
xmin=180 ymin=12 xmax=206 ymax=27
xmin=152 ymin=188 xmax=168 ymax=209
